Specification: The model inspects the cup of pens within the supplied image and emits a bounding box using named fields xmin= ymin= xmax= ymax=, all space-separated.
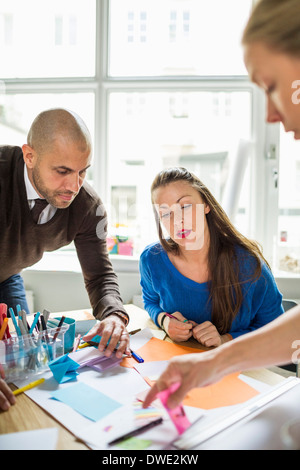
xmin=0 ymin=306 xmax=69 ymax=383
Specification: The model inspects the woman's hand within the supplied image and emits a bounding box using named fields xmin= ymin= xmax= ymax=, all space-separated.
xmin=161 ymin=311 xmax=195 ymax=342
xmin=0 ymin=379 xmax=15 ymax=412
xmin=192 ymin=321 xmax=230 ymax=347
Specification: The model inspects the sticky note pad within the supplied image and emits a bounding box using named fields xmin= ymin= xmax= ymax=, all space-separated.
xmin=51 ymin=382 xmax=122 ymax=422
xmin=158 ymin=382 xmax=191 ymax=435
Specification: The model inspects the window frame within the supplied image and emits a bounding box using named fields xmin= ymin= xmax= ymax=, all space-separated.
xmin=1 ymin=0 xmax=284 ymax=275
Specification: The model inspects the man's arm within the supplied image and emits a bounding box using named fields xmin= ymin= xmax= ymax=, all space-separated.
xmin=74 ymin=197 xmax=130 ymax=356
xmin=143 ymin=305 xmax=300 ymax=409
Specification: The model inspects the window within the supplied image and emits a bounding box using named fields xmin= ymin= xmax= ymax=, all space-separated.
xmin=276 ymin=132 xmax=300 ymax=274
xmin=0 ymin=0 xmax=96 ymax=78
xmin=2 ymin=0 xmax=296 ymax=279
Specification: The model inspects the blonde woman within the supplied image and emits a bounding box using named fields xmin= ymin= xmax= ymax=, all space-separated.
xmin=144 ymin=0 xmax=300 ymax=410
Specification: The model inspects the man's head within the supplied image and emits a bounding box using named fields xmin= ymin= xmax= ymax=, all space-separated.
xmin=22 ymin=108 xmax=92 ymax=208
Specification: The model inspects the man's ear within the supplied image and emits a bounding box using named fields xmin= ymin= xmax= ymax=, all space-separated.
xmin=22 ymin=144 xmax=36 ymax=169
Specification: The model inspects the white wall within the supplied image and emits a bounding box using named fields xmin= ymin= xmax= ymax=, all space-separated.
xmin=21 ymin=252 xmax=299 ymax=314
xmin=22 ymin=269 xmax=142 ymax=314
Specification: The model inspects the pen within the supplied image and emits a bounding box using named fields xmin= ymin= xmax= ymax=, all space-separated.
xmin=108 ymin=417 xmax=163 ymax=446
xmin=130 ymin=349 xmax=144 ymax=363
xmin=165 ymin=313 xmax=189 ymax=323
xmin=13 ymin=378 xmax=45 ymax=396
xmin=53 ymin=316 xmax=66 ymax=342
xmin=9 ymin=307 xmax=22 ymax=337
xmin=29 ymin=311 xmax=41 ymax=334
xmin=128 ymin=328 xmax=142 ymax=336
xmin=72 ymin=334 xmax=81 ymax=352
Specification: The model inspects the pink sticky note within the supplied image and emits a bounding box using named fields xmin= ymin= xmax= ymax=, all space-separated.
xmin=158 ymin=382 xmax=191 ymax=435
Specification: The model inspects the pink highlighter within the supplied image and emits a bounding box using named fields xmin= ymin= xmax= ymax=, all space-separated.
xmin=157 ymin=382 xmax=191 ymax=435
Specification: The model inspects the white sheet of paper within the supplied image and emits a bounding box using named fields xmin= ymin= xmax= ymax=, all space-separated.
xmin=75 ymin=403 xmax=204 ymax=450
xmin=14 ymin=365 xmax=150 ymax=437
xmin=0 ymin=428 xmax=58 ymax=450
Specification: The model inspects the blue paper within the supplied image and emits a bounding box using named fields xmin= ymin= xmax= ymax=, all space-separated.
xmin=49 ymin=354 xmax=80 ymax=384
xmin=51 ymin=382 xmax=122 ymax=422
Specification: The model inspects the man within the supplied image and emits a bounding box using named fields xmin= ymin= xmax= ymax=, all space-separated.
xmin=0 ymin=108 xmax=130 ymax=361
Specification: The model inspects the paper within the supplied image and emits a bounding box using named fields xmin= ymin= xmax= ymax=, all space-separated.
xmin=121 ymin=336 xmax=200 ymax=368
xmin=49 ymin=354 xmax=80 ymax=383
xmin=0 ymin=428 xmax=58 ymax=450
xmin=125 ymin=338 xmax=259 ymax=409
xmin=51 ymin=382 xmax=122 ymax=422
xmin=70 ymin=347 xmax=121 ymax=371
xmin=75 ymin=401 xmax=204 ymax=450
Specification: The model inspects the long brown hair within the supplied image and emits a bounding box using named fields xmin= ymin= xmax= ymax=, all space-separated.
xmin=242 ymin=0 xmax=300 ymax=58
xmin=151 ymin=167 xmax=270 ymax=334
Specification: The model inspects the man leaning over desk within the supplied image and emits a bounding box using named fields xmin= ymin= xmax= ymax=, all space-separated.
xmin=0 ymin=108 xmax=131 ymax=371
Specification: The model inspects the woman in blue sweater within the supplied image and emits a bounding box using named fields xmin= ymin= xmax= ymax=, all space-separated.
xmin=139 ymin=167 xmax=283 ymax=347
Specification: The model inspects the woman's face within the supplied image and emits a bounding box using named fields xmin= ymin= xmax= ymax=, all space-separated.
xmin=244 ymin=42 xmax=300 ymax=140
xmin=152 ymin=180 xmax=210 ymax=251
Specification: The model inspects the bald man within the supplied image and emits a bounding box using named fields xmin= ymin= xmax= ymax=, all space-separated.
xmin=0 ymin=108 xmax=130 ymax=364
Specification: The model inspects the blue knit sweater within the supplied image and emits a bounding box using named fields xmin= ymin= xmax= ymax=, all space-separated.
xmin=139 ymin=242 xmax=284 ymax=339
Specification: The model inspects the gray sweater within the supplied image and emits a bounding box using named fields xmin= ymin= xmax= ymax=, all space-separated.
xmin=0 ymin=146 xmax=127 ymax=321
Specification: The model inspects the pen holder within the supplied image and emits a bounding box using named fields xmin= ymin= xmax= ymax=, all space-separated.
xmin=0 ymin=325 xmax=69 ymax=383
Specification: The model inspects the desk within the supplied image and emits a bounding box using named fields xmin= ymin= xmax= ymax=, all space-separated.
xmin=0 ymin=304 xmax=287 ymax=450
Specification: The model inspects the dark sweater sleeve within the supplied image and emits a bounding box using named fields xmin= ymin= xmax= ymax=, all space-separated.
xmin=74 ymin=201 xmax=128 ymax=322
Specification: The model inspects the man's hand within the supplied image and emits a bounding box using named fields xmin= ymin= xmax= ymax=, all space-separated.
xmin=0 ymin=379 xmax=15 ymax=412
xmin=83 ymin=314 xmax=130 ymax=358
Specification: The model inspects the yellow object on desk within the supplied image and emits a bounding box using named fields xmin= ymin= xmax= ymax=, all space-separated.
xmin=13 ymin=378 xmax=45 ymax=396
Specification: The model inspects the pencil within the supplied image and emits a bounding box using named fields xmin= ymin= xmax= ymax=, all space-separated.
xmin=12 ymin=378 xmax=45 ymax=396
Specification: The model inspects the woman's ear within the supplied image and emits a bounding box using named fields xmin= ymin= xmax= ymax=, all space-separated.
xmin=204 ymin=203 xmax=211 ymax=215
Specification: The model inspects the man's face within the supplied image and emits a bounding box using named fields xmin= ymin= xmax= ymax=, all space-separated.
xmin=23 ymin=136 xmax=91 ymax=209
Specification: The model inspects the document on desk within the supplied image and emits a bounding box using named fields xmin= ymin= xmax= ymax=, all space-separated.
xmin=173 ymin=376 xmax=300 ymax=450
xmin=122 ymin=336 xmax=260 ymax=409
xmin=0 ymin=428 xmax=58 ymax=450
xmin=75 ymin=401 xmax=204 ymax=450
xmin=15 ymin=365 xmax=150 ymax=437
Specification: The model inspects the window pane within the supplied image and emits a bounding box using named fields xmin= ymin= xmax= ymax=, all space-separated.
xmin=109 ymin=0 xmax=252 ymax=77
xmin=277 ymin=131 xmax=300 ymax=274
xmin=0 ymin=0 xmax=96 ymax=78
xmin=107 ymin=91 xmax=252 ymax=256
xmin=0 ymin=92 xmax=95 ymax=180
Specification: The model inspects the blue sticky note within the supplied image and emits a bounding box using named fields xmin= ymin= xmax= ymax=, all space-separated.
xmin=51 ymin=382 xmax=122 ymax=422
xmin=49 ymin=354 xmax=80 ymax=384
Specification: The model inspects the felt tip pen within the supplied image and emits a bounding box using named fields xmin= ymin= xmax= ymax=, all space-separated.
xmin=130 ymin=349 xmax=144 ymax=363
xmin=165 ymin=313 xmax=189 ymax=323
xmin=13 ymin=378 xmax=45 ymax=396
xmin=108 ymin=417 xmax=163 ymax=446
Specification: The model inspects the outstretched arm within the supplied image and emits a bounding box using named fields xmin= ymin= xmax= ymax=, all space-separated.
xmin=143 ymin=305 xmax=300 ymax=409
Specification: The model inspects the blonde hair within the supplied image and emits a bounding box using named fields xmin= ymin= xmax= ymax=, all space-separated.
xmin=242 ymin=0 xmax=300 ymax=58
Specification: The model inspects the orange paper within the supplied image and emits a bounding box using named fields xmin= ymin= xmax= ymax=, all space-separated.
xmin=124 ymin=337 xmax=259 ymax=409
xmin=121 ymin=337 xmax=202 ymax=368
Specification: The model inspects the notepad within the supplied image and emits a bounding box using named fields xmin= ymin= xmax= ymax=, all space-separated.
xmin=51 ymin=382 xmax=122 ymax=422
